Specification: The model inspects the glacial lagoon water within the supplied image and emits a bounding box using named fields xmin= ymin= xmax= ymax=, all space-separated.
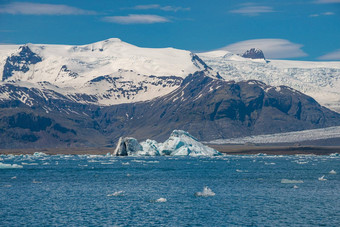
xmin=1 ymin=154 xmax=339 ymax=226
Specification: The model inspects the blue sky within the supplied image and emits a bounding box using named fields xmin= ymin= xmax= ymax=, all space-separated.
xmin=0 ymin=0 xmax=339 ymax=60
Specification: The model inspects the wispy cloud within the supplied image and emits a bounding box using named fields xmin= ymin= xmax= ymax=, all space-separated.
xmin=318 ymin=49 xmax=340 ymax=60
xmin=309 ymin=12 xmax=335 ymax=17
xmin=220 ymin=39 xmax=307 ymax=59
xmin=229 ymin=6 xmax=274 ymax=16
xmin=131 ymin=4 xmax=190 ymax=12
xmin=102 ymin=14 xmax=170 ymax=24
xmin=0 ymin=2 xmax=95 ymax=15
xmin=314 ymin=0 xmax=340 ymax=3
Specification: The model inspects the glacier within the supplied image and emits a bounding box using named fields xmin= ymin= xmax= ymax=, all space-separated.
xmin=209 ymin=125 xmax=340 ymax=145
xmin=113 ymin=130 xmax=221 ymax=156
xmin=198 ymin=50 xmax=340 ymax=112
xmin=0 ymin=38 xmax=213 ymax=106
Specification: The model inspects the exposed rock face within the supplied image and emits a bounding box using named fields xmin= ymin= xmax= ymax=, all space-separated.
xmin=101 ymin=71 xmax=340 ymax=142
xmin=241 ymin=48 xmax=265 ymax=59
xmin=2 ymin=46 xmax=42 ymax=81
xmin=1 ymin=70 xmax=340 ymax=148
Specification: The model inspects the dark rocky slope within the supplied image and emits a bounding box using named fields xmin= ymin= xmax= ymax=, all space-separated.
xmin=1 ymin=71 xmax=340 ymax=148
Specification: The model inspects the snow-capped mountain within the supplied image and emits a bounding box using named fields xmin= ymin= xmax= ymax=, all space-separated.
xmin=1 ymin=39 xmax=340 ymax=148
xmin=198 ymin=50 xmax=340 ymax=112
xmin=0 ymin=38 xmax=211 ymax=106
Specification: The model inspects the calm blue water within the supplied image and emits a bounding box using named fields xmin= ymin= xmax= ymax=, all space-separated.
xmin=1 ymin=154 xmax=339 ymax=226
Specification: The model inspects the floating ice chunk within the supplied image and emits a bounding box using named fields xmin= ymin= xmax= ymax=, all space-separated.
xmin=155 ymin=198 xmax=167 ymax=203
xmin=160 ymin=130 xmax=221 ymax=156
xmin=330 ymin=153 xmax=339 ymax=156
xmin=265 ymin=162 xmax=276 ymax=165
xmin=329 ymin=170 xmax=336 ymax=174
xmin=281 ymin=179 xmax=304 ymax=184
xmin=140 ymin=139 xmax=161 ymax=156
xmin=113 ymin=130 xmax=221 ymax=156
xmin=32 ymin=179 xmax=42 ymax=183
xmin=22 ymin=163 xmax=38 ymax=165
xmin=293 ymin=185 xmax=299 ymax=189
xmin=318 ymin=175 xmax=327 ymax=181
xmin=195 ymin=186 xmax=216 ymax=197
xmin=0 ymin=163 xmax=23 ymax=169
xmin=122 ymin=162 xmax=130 ymax=165
xmin=126 ymin=174 xmax=131 ymax=177
xmin=236 ymin=169 xmax=248 ymax=172
xmin=33 ymin=152 xmax=47 ymax=157
xmin=113 ymin=137 xmax=143 ymax=156
xmin=107 ymin=191 xmax=125 ymax=197
xmin=11 ymin=176 xmax=17 ymax=179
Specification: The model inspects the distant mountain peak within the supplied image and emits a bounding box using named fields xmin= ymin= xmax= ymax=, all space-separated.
xmin=241 ymin=48 xmax=265 ymax=59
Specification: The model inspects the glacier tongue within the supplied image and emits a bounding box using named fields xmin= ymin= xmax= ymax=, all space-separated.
xmin=198 ymin=50 xmax=340 ymax=112
xmin=113 ymin=130 xmax=221 ymax=156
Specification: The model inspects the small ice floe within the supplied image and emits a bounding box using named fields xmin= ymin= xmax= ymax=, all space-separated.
xmin=281 ymin=179 xmax=304 ymax=184
xmin=78 ymin=164 xmax=88 ymax=167
xmin=155 ymin=198 xmax=167 ymax=203
xmin=121 ymin=162 xmax=130 ymax=165
xmin=329 ymin=170 xmax=337 ymax=174
xmin=195 ymin=186 xmax=216 ymax=197
xmin=11 ymin=176 xmax=17 ymax=179
xmin=293 ymin=185 xmax=299 ymax=189
xmin=33 ymin=152 xmax=47 ymax=157
xmin=0 ymin=163 xmax=23 ymax=169
xmin=22 ymin=163 xmax=38 ymax=165
xmin=42 ymin=162 xmax=50 ymax=165
xmin=236 ymin=169 xmax=248 ymax=173
xmin=126 ymin=174 xmax=131 ymax=177
xmin=265 ymin=162 xmax=276 ymax=165
xmin=107 ymin=191 xmax=125 ymax=197
xmin=32 ymin=179 xmax=42 ymax=184
xmin=318 ymin=175 xmax=327 ymax=181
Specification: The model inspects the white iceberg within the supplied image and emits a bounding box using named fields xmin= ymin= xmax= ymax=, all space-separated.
xmin=33 ymin=152 xmax=48 ymax=157
xmin=139 ymin=139 xmax=161 ymax=156
xmin=107 ymin=191 xmax=125 ymax=197
xmin=0 ymin=163 xmax=23 ymax=169
xmin=155 ymin=198 xmax=167 ymax=203
xmin=195 ymin=186 xmax=216 ymax=197
xmin=329 ymin=170 xmax=336 ymax=174
xmin=113 ymin=130 xmax=221 ymax=157
xmin=318 ymin=175 xmax=327 ymax=181
xmin=281 ymin=179 xmax=304 ymax=184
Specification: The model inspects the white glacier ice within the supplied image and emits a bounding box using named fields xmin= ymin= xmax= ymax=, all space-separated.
xmin=155 ymin=198 xmax=167 ymax=203
xmin=113 ymin=130 xmax=221 ymax=157
xmin=0 ymin=163 xmax=23 ymax=169
xmin=281 ymin=179 xmax=304 ymax=184
xmin=195 ymin=186 xmax=216 ymax=197
xmin=329 ymin=170 xmax=337 ymax=174
xmin=107 ymin=191 xmax=125 ymax=197
xmin=318 ymin=175 xmax=327 ymax=181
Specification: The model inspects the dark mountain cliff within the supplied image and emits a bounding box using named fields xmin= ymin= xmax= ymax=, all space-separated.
xmin=1 ymin=71 xmax=339 ymax=148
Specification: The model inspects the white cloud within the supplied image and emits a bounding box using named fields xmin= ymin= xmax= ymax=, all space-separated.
xmin=229 ymin=6 xmax=274 ymax=16
xmin=318 ymin=49 xmax=340 ymax=60
xmin=309 ymin=12 xmax=335 ymax=17
xmin=314 ymin=0 xmax=340 ymax=3
xmin=103 ymin=14 xmax=170 ymax=24
xmin=0 ymin=2 xmax=95 ymax=15
xmin=323 ymin=12 xmax=335 ymax=15
xmin=132 ymin=4 xmax=190 ymax=12
xmin=220 ymin=39 xmax=308 ymax=59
